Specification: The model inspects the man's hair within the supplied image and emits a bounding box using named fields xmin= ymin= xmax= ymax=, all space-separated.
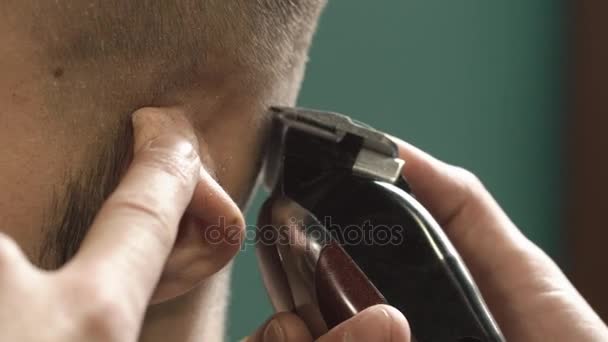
xmin=39 ymin=119 xmax=133 ymax=268
xmin=30 ymin=0 xmax=324 ymax=91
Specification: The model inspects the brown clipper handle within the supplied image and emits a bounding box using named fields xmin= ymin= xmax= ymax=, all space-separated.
xmin=315 ymin=241 xmax=387 ymax=329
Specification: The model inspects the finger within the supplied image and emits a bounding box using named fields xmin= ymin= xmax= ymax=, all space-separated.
xmin=390 ymin=138 xmax=592 ymax=327
xmin=243 ymin=312 xmax=313 ymax=342
xmin=150 ymin=168 xmax=246 ymax=303
xmin=317 ymin=305 xmax=410 ymax=342
xmin=390 ymin=138 xmax=543 ymax=278
xmin=68 ymin=108 xmax=201 ymax=318
xmin=390 ymin=138 xmax=608 ymax=340
xmin=188 ymin=165 xmax=246 ymax=254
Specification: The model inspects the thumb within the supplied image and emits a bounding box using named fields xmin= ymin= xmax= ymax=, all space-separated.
xmin=390 ymin=137 xmax=606 ymax=340
xmin=390 ymin=137 xmax=535 ymax=290
xmin=317 ymin=305 xmax=410 ymax=342
xmin=243 ymin=312 xmax=313 ymax=342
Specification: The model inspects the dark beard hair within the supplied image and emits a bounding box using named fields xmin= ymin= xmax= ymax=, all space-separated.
xmin=38 ymin=119 xmax=133 ymax=269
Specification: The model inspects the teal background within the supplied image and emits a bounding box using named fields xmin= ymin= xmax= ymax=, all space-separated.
xmin=228 ymin=1 xmax=565 ymax=340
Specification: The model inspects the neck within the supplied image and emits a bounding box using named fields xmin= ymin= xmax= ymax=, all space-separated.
xmin=141 ymin=266 xmax=233 ymax=342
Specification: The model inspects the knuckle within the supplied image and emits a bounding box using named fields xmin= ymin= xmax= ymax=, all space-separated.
xmin=106 ymin=194 xmax=174 ymax=248
xmin=452 ymin=166 xmax=485 ymax=193
xmin=137 ymin=137 xmax=199 ymax=187
xmin=72 ymin=278 xmax=134 ymax=341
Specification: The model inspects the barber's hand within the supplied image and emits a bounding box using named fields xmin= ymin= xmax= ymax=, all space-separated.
xmin=245 ymin=137 xmax=608 ymax=342
xmin=391 ymin=137 xmax=608 ymax=341
xmin=0 ymin=108 xmax=242 ymax=341
xmin=244 ymin=305 xmax=410 ymax=342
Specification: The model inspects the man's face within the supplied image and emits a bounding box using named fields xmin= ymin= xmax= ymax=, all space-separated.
xmin=0 ymin=0 xmax=325 ymax=276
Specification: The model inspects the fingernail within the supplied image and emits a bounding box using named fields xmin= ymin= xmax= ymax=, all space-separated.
xmin=132 ymin=108 xmax=167 ymax=152
xmin=344 ymin=306 xmax=410 ymax=342
xmin=343 ymin=306 xmax=390 ymax=342
xmin=131 ymin=108 xmax=199 ymax=154
xmin=263 ymin=320 xmax=285 ymax=342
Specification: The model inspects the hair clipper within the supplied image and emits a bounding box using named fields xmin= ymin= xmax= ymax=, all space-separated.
xmin=256 ymin=107 xmax=505 ymax=342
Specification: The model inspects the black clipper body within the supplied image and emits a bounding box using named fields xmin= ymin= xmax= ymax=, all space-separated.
xmin=256 ymin=107 xmax=505 ymax=342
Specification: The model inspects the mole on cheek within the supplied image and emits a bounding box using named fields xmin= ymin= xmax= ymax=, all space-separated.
xmin=53 ymin=67 xmax=65 ymax=79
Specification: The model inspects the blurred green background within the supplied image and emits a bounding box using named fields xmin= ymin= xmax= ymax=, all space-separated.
xmin=228 ymin=1 xmax=565 ymax=340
